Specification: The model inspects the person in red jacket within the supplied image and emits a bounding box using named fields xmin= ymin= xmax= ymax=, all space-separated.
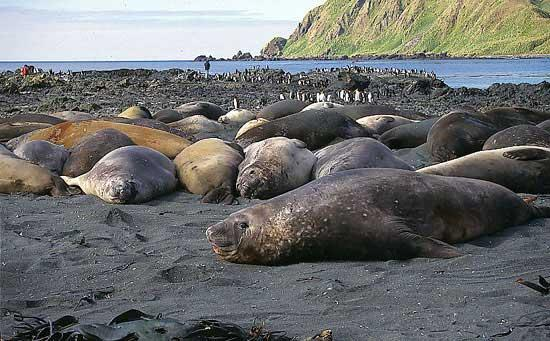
xmin=21 ymin=65 xmax=28 ymax=77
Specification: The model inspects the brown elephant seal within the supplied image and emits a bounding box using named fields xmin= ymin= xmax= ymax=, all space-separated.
xmin=419 ymin=146 xmax=550 ymax=194
xmin=313 ymin=137 xmax=413 ymax=178
xmin=206 ymin=168 xmax=550 ymax=265
xmin=62 ymin=146 xmax=177 ymax=204
xmin=14 ymin=140 xmax=69 ymax=174
xmin=236 ymin=110 xmax=372 ymax=150
xmin=380 ymin=117 xmax=439 ymax=149
xmin=174 ymin=138 xmax=244 ymax=204
xmin=50 ymin=111 xmax=93 ymax=121
xmin=0 ymin=146 xmax=71 ymax=196
xmin=537 ymin=119 xmax=550 ymax=132
xmin=483 ymin=125 xmax=550 ymax=150
xmin=326 ymin=104 xmax=425 ymax=121
xmin=235 ymin=118 xmax=269 ymax=139
xmin=257 ymin=100 xmax=308 ymax=120
xmin=7 ymin=120 xmax=191 ymax=158
xmin=105 ymin=117 xmax=189 ymax=138
xmin=153 ymin=109 xmax=185 ymax=123
xmin=0 ymin=114 xmax=65 ymax=142
xmin=62 ymin=128 xmax=135 ymax=177
xmin=357 ymin=115 xmax=418 ymax=135
xmin=218 ymin=109 xmax=256 ymax=124
xmin=236 ymin=137 xmax=316 ymax=199
xmin=118 ymin=105 xmax=152 ymax=119
xmin=175 ymin=101 xmax=225 ymax=120
xmin=426 ymin=111 xmax=499 ymax=162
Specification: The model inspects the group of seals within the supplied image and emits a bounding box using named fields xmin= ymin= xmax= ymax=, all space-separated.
xmin=206 ymin=169 xmax=550 ymax=265
xmin=62 ymin=146 xmax=177 ymax=204
xmin=0 ymin=144 xmax=71 ymax=196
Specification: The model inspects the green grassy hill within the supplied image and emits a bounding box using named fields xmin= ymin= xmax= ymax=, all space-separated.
xmin=275 ymin=0 xmax=550 ymax=57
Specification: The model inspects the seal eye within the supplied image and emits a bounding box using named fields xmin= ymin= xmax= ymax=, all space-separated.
xmin=238 ymin=222 xmax=249 ymax=230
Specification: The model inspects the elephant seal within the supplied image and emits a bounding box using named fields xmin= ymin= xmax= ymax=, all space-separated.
xmin=481 ymin=107 xmax=550 ymax=126
xmin=427 ymin=111 xmax=499 ymax=162
xmin=393 ymin=143 xmax=431 ymax=170
xmin=0 ymin=146 xmax=71 ymax=196
xmin=174 ymin=138 xmax=244 ymax=204
xmin=106 ymin=117 xmax=189 ymax=138
xmin=14 ymin=140 xmax=69 ymax=174
xmin=313 ymin=137 xmax=413 ymax=178
xmin=7 ymin=120 xmax=191 ymax=158
xmin=62 ymin=128 xmax=135 ymax=177
xmin=62 ymin=146 xmax=177 ymax=204
xmin=175 ymin=101 xmax=225 ymax=120
xmin=168 ymin=115 xmax=224 ymax=136
xmin=218 ymin=109 xmax=256 ymax=124
xmin=419 ymin=146 xmax=550 ymax=194
xmin=326 ymin=104 xmax=425 ymax=121
xmin=483 ymin=125 xmax=550 ymax=150
xmin=0 ymin=114 xmax=65 ymax=142
xmin=380 ymin=117 xmax=439 ymax=149
xmin=235 ymin=119 xmax=269 ymax=139
xmin=236 ymin=110 xmax=372 ymax=150
xmin=236 ymin=137 xmax=316 ymax=199
xmin=357 ymin=115 xmax=418 ymax=135
xmin=50 ymin=111 xmax=93 ymax=121
xmin=118 ymin=105 xmax=152 ymax=119
xmin=301 ymin=102 xmax=344 ymax=112
xmin=206 ymin=168 xmax=550 ymax=265
xmin=537 ymin=119 xmax=550 ymax=132
xmin=256 ymin=100 xmax=308 ymax=120
xmin=153 ymin=109 xmax=185 ymax=123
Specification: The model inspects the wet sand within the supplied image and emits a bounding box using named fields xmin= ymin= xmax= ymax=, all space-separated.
xmin=2 ymin=191 xmax=550 ymax=339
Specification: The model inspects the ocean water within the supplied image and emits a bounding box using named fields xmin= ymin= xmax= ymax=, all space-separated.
xmin=1 ymin=58 xmax=548 ymax=89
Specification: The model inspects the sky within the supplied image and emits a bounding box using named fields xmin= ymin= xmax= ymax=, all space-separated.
xmin=0 ymin=0 xmax=325 ymax=61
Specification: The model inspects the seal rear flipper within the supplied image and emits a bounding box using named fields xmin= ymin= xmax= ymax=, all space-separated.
xmin=400 ymin=232 xmax=463 ymax=259
xmin=201 ymin=187 xmax=236 ymax=205
xmin=502 ymin=148 xmax=550 ymax=161
xmin=51 ymin=175 xmax=81 ymax=197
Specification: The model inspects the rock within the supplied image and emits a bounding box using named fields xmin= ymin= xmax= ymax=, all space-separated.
xmin=261 ymin=37 xmax=288 ymax=57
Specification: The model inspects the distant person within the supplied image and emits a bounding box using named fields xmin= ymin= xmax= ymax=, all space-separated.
xmin=204 ymin=59 xmax=211 ymax=79
xmin=21 ymin=65 xmax=28 ymax=77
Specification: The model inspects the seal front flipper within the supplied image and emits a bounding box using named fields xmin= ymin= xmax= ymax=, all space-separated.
xmin=201 ymin=187 xmax=236 ymax=205
xmin=503 ymin=148 xmax=550 ymax=161
xmin=399 ymin=231 xmax=463 ymax=259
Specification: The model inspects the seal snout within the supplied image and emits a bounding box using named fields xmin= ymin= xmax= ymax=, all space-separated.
xmin=206 ymin=223 xmax=236 ymax=249
xmin=107 ymin=180 xmax=138 ymax=204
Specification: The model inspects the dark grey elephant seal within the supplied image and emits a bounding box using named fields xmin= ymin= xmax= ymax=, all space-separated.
xmin=62 ymin=129 xmax=135 ymax=177
xmin=393 ymin=143 xmax=431 ymax=170
xmin=0 ymin=114 xmax=65 ymax=142
xmin=206 ymin=168 xmax=550 ymax=265
xmin=380 ymin=117 xmax=438 ymax=149
xmin=62 ymin=146 xmax=177 ymax=204
xmin=313 ymin=137 xmax=413 ymax=178
xmin=237 ymin=137 xmax=316 ymax=199
xmin=175 ymin=101 xmax=225 ymax=120
xmin=153 ymin=109 xmax=185 ymax=123
xmin=14 ymin=140 xmax=69 ymax=174
xmin=481 ymin=107 xmax=550 ymax=126
xmin=236 ymin=109 xmax=372 ymax=150
xmin=256 ymin=100 xmax=308 ymax=120
xmin=483 ymin=125 xmax=550 ymax=150
xmin=427 ymin=111 xmax=499 ymax=162
xmin=419 ymin=146 xmax=550 ymax=194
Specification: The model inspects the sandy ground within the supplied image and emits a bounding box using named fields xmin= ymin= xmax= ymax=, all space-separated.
xmin=1 ymin=190 xmax=550 ymax=340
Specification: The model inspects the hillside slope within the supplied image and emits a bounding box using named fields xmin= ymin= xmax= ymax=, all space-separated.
xmin=274 ymin=0 xmax=550 ymax=57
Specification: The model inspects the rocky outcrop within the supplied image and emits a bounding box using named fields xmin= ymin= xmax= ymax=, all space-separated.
xmin=260 ymin=37 xmax=288 ymax=57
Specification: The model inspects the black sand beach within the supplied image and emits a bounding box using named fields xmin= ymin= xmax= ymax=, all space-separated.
xmin=1 ymin=68 xmax=550 ymax=339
